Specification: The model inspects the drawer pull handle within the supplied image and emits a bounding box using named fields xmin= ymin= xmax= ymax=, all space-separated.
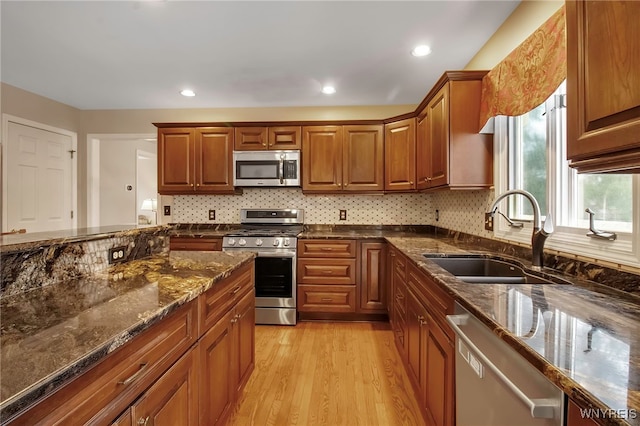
xmin=321 ymin=270 xmax=334 ymax=275
xmin=119 ymin=363 xmax=148 ymax=386
xmin=138 ymin=416 xmax=150 ymax=426
xmin=320 ymin=247 xmax=334 ymax=251
xmin=321 ymin=298 xmax=333 ymax=302
xmin=230 ymin=286 xmax=242 ymax=295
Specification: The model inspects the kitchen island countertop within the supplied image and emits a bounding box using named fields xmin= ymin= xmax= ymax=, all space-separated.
xmin=0 ymin=250 xmax=254 ymax=422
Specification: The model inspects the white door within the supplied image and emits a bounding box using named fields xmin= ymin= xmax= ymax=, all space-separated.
xmin=6 ymin=122 xmax=74 ymax=232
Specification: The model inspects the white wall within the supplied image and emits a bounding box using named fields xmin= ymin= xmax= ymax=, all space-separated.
xmin=98 ymin=138 xmax=156 ymax=226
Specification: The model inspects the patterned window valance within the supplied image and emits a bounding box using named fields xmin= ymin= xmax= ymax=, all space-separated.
xmin=479 ymin=6 xmax=566 ymax=132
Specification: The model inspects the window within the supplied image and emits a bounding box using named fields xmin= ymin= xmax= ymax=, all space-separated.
xmin=495 ymin=81 xmax=639 ymax=267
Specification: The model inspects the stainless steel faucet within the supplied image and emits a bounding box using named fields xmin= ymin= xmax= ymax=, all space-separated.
xmin=487 ymin=189 xmax=554 ymax=269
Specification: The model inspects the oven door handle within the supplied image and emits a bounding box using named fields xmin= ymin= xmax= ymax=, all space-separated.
xmin=256 ymin=251 xmax=296 ymax=258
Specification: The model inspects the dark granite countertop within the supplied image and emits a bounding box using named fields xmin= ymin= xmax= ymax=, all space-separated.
xmin=385 ymin=236 xmax=640 ymax=426
xmin=0 ymin=250 xmax=254 ymax=421
xmin=0 ymin=225 xmax=172 ymax=254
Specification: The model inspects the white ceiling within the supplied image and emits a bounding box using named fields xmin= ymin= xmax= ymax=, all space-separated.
xmin=1 ymin=1 xmax=519 ymax=110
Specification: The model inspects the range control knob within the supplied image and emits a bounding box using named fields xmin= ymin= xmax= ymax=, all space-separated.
xmin=272 ymin=239 xmax=280 ymax=247
xmin=238 ymin=238 xmax=247 ymax=247
xmin=256 ymin=238 xmax=263 ymax=246
xmin=283 ymin=238 xmax=290 ymax=247
xmin=227 ymin=238 xmax=236 ymax=246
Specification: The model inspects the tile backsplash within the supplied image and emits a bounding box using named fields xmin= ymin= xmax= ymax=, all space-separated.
xmin=431 ymin=189 xmax=495 ymax=238
xmin=173 ymin=189 xmax=432 ymax=224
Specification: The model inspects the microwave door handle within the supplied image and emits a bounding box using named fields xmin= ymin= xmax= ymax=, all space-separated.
xmin=279 ymin=154 xmax=285 ymax=184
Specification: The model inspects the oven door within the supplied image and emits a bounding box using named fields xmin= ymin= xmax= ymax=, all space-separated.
xmin=254 ymin=251 xmax=296 ymax=308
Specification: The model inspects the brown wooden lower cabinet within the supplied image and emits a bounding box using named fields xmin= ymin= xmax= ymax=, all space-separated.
xmin=391 ymin=248 xmax=455 ymax=426
xmin=566 ymin=399 xmax=601 ymax=426
xmin=7 ymin=261 xmax=255 ymax=426
xmin=296 ymin=239 xmax=388 ymax=319
xmin=126 ymin=348 xmax=200 ymax=426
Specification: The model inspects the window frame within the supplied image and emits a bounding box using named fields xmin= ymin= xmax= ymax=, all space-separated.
xmin=493 ymin=114 xmax=640 ymax=269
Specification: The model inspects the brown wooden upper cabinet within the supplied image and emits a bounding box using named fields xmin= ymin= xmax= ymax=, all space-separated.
xmin=234 ymin=126 xmax=302 ymax=151
xmin=302 ymin=125 xmax=384 ymax=193
xmin=416 ymin=72 xmax=493 ymax=190
xmin=385 ymin=118 xmax=416 ymax=191
xmin=157 ymin=127 xmax=235 ymax=194
xmin=566 ymin=0 xmax=640 ymax=173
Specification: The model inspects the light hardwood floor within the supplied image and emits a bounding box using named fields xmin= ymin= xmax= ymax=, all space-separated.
xmin=227 ymin=321 xmax=425 ymax=426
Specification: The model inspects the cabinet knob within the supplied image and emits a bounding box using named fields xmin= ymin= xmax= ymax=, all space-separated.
xmin=427 ymin=177 xmax=432 ymax=181
xmin=137 ymin=416 xmax=150 ymax=426
xmin=409 ymin=181 xmax=414 ymax=185
xmin=191 ymin=183 xmax=194 ymax=187
xmin=262 ymin=143 xmax=266 ymax=146
xmin=196 ymin=183 xmax=200 ymax=186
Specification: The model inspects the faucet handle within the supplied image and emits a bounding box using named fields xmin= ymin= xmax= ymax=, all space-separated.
xmin=542 ymin=213 xmax=554 ymax=236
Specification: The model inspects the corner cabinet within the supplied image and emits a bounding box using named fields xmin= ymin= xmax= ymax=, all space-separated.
xmin=566 ymin=0 xmax=640 ymax=173
xmin=157 ymin=126 xmax=236 ymax=194
xmin=384 ymin=118 xmax=416 ymax=191
xmin=302 ymin=125 xmax=384 ymax=193
xmin=297 ymin=239 xmax=388 ymax=320
xmin=416 ymin=72 xmax=493 ymax=190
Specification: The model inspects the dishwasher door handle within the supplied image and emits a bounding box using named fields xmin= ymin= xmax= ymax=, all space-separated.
xmin=446 ymin=314 xmax=559 ymax=419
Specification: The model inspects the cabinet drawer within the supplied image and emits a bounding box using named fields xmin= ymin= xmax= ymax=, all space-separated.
xmin=199 ymin=262 xmax=254 ymax=333
xmin=7 ymin=301 xmax=198 ymax=426
xmin=297 ymin=285 xmax=356 ymax=312
xmin=170 ymin=237 xmax=222 ymax=251
xmin=392 ymin=251 xmax=407 ymax=280
xmin=298 ymin=240 xmax=357 ymax=258
xmin=407 ymin=263 xmax=454 ymax=340
xmin=297 ymin=258 xmax=356 ymax=285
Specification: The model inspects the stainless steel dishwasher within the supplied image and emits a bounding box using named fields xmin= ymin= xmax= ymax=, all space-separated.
xmin=446 ymin=302 xmax=564 ymax=425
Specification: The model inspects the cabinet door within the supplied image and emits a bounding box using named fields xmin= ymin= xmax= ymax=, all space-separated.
xmin=233 ymin=289 xmax=255 ymax=395
xmin=384 ymin=118 xmax=416 ymax=191
xmin=130 ymin=349 xmax=199 ymax=426
xmin=358 ymin=241 xmax=387 ymax=312
xmin=406 ymin=289 xmax=425 ymax=389
xmin=302 ymin=126 xmax=343 ymax=192
xmin=427 ymin=85 xmax=449 ymax=188
xmin=567 ymin=1 xmax=640 ymax=171
xmin=343 ymin=125 xmax=384 ymax=192
xmin=157 ymin=128 xmax=195 ymax=194
xmin=269 ymin=126 xmax=302 ymax=150
xmin=199 ymin=310 xmax=235 ymax=426
xmin=424 ymin=315 xmax=455 ymax=426
xmin=415 ymin=109 xmax=431 ymax=190
xmin=195 ymin=127 xmax=235 ymax=193
xmin=234 ymin=127 xmax=268 ymax=150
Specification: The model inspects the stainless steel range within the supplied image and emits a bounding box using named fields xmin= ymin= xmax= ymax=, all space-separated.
xmin=222 ymin=209 xmax=303 ymax=325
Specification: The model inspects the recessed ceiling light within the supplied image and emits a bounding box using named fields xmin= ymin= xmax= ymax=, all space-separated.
xmin=411 ymin=45 xmax=432 ymax=57
xmin=321 ymin=85 xmax=336 ymax=95
xmin=180 ymin=89 xmax=196 ymax=97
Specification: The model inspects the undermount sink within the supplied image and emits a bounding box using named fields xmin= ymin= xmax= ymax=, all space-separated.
xmin=423 ymin=255 xmax=563 ymax=285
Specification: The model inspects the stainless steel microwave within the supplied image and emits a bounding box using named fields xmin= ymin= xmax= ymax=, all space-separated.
xmin=233 ymin=150 xmax=301 ymax=187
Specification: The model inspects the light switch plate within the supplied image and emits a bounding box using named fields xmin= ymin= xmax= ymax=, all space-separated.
xmin=339 ymin=210 xmax=347 ymax=220
xmin=209 ymin=209 xmax=215 ymax=220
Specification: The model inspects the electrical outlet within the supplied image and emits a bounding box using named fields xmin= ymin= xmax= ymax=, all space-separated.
xmin=108 ymin=246 xmax=127 ymax=264
xmin=209 ymin=209 xmax=215 ymax=220
xmin=164 ymin=205 xmax=171 ymax=216
xmin=339 ymin=210 xmax=347 ymax=220
xmin=484 ymin=213 xmax=494 ymax=231
xmin=435 ymin=209 xmax=439 ymax=222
